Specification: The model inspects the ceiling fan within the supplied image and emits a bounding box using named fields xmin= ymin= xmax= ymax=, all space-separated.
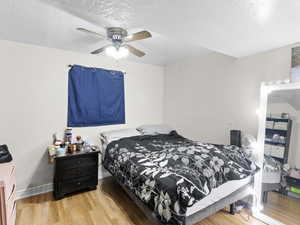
xmin=77 ymin=27 xmax=152 ymax=59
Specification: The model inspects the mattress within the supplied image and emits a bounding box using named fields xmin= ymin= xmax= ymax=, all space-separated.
xmin=103 ymin=133 xmax=258 ymax=225
xmin=186 ymin=176 xmax=252 ymax=216
xmin=262 ymin=155 xmax=281 ymax=184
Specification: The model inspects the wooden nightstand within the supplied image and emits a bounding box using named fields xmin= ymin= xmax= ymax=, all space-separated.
xmin=53 ymin=150 xmax=100 ymax=200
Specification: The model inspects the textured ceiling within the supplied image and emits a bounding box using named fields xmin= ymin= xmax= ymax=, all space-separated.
xmin=1 ymin=0 xmax=300 ymax=65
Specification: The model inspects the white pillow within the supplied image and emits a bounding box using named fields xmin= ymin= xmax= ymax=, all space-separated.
xmin=100 ymin=128 xmax=140 ymax=144
xmin=137 ymin=124 xmax=174 ymax=135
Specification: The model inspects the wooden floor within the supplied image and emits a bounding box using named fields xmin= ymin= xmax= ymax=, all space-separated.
xmin=16 ymin=178 xmax=265 ymax=225
xmin=262 ymin=192 xmax=300 ymax=225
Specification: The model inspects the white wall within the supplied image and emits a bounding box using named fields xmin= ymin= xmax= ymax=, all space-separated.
xmin=0 ymin=40 xmax=165 ymax=191
xmin=165 ymin=46 xmax=291 ymax=144
xmin=164 ymin=53 xmax=235 ymax=144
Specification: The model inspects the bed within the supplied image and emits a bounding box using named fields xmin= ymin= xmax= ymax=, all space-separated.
xmin=262 ymin=155 xmax=281 ymax=184
xmin=261 ymin=155 xmax=282 ymax=202
xmin=102 ymin=130 xmax=258 ymax=225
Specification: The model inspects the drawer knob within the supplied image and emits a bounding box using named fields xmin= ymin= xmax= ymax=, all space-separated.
xmin=77 ymin=182 xmax=81 ymax=185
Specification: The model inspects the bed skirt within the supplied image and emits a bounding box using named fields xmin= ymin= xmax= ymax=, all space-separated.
xmin=112 ymin=176 xmax=254 ymax=225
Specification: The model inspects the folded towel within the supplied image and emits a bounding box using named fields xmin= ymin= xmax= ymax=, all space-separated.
xmin=290 ymin=169 xmax=300 ymax=179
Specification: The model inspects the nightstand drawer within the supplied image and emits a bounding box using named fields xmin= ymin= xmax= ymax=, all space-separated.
xmin=7 ymin=201 xmax=16 ymax=225
xmin=0 ymin=159 xmax=16 ymax=225
xmin=0 ymin=163 xmax=16 ymax=201
xmin=6 ymin=166 xmax=16 ymax=201
xmin=58 ymin=176 xmax=97 ymax=194
xmin=6 ymin=184 xmax=15 ymax=217
xmin=56 ymin=166 xmax=98 ymax=181
xmin=53 ymin=151 xmax=99 ymax=199
xmin=56 ymin=155 xmax=98 ymax=170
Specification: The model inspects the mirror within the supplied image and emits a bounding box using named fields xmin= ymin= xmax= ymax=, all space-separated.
xmin=255 ymin=85 xmax=300 ymax=225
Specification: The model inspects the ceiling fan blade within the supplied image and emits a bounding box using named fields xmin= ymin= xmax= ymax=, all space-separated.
xmin=125 ymin=31 xmax=152 ymax=42
xmin=125 ymin=45 xmax=146 ymax=57
xmin=77 ymin=27 xmax=105 ymax=40
xmin=91 ymin=45 xmax=111 ymax=54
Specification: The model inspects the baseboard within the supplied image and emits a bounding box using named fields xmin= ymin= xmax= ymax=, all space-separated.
xmin=16 ymin=171 xmax=111 ymax=200
xmin=16 ymin=183 xmax=53 ymax=200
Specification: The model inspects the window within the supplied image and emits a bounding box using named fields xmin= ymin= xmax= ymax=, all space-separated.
xmin=67 ymin=65 xmax=125 ymax=127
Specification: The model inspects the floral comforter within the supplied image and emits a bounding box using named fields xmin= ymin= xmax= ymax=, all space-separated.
xmin=103 ymin=131 xmax=257 ymax=225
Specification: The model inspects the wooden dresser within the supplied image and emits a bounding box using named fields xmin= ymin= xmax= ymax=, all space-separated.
xmin=53 ymin=151 xmax=99 ymax=200
xmin=0 ymin=162 xmax=16 ymax=225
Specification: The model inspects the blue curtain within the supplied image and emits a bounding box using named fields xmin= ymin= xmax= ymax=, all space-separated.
xmin=67 ymin=65 xmax=125 ymax=127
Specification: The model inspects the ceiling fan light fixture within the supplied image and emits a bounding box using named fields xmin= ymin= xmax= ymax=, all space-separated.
xmin=78 ymin=27 xmax=150 ymax=58
xmin=105 ymin=46 xmax=129 ymax=59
